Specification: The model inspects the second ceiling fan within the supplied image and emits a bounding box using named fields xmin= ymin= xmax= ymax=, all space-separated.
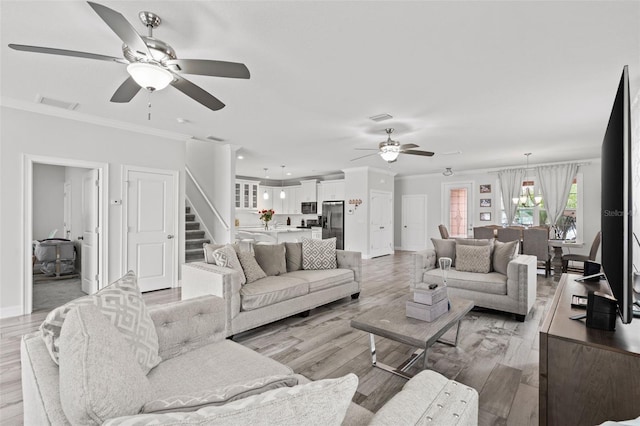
xmin=351 ymin=128 xmax=435 ymax=163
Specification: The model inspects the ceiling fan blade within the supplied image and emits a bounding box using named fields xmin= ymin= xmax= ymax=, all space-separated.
xmin=8 ymin=44 xmax=127 ymax=64
xmin=170 ymin=74 xmax=225 ymax=111
xmin=400 ymin=143 xmax=419 ymax=150
xmin=110 ymin=76 xmax=141 ymax=103
xmin=403 ymin=149 xmax=435 ymax=157
xmin=350 ymin=152 xmax=379 ymax=161
xmin=354 ymin=148 xmax=379 ymax=151
xmin=165 ymin=59 xmax=250 ymax=79
xmin=87 ymin=2 xmax=151 ymax=57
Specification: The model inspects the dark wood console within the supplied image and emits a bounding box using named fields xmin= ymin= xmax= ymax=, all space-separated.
xmin=539 ymin=273 xmax=640 ymax=425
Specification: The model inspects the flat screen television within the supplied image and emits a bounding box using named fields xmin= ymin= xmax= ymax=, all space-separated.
xmin=601 ymin=65 xmax=634 ymax=324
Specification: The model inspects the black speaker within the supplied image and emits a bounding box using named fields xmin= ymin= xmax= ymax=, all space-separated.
xmin=583 ymin=261 xmax=602 ymax=281
xmin=586 ymin=291 xmax=617 ymax=331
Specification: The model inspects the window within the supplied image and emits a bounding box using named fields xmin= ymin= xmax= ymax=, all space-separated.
xmin=449 ymin=188 xmax=468 ymax=237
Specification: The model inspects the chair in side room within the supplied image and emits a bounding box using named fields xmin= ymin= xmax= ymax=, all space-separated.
xmin=438 ymin=224 xmax=450 ymax=239
xmin=497 ymin=227 xmax=523 ymax=243
xmin=562 ymin=231 xmax=601 ymax=273
xmin=473 ymin=226 xmax=496 ymax=239
xmin=522 ymin=227 xmax=552 ymax=277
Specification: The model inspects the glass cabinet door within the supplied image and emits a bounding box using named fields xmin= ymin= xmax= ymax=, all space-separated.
xmin=235 ymin=183 xmax=241 ymax=208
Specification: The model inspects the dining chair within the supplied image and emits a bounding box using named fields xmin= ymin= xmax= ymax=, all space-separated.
xmin=562 ymin=231 xmax=601 ymax=273
xmin=438 ymin=224 xmax=450 ymax=239
xmin=473 ymin=226 xmax=495 ymax=239
xmin=522 ymin=227 xmax=552 ymax=277
xmin=497 ymin=227 xmax=523 ymax=243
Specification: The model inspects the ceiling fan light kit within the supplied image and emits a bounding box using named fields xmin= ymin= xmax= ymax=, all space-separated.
xmin=126 ymin=62 xmax=173 ymax=91
xmin=380 ymin=146 xmax=400 ymax=162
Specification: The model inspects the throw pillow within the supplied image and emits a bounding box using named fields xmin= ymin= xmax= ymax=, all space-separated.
xmin=143 ymin=375 xmax=300 ymax=413
xmin=455 ymin=245 xmax=491 ymax=273
xmin=284 ymin=242 xmax=303 ymax=272
xmin=431 ymin=238 xmax=457 ymax=267
xmin=212 ymin=244 xmax=247 ymax=285
xmin=493 ymin=240 xmax=519 ymax=275
xmin=203 ymin=243 xmax=224 ymax=264
xmin=59 ymin=304 xmax=152 ymax=426
xmin=456 ymin=238 xmax=495 ymax=271
xmin=40 ymin=271 xmax=161 ymax=374
xmin=254 ymin=244 xmax=287 ymax=276
xmin=104 ymin=374 xmax=358 ymax=426
xmin=237 ymin=251 xmax=267 ymax=283
xmin=302 ymin=237 xmax=337 ymax=270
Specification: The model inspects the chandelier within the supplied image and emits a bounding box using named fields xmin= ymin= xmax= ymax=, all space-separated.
xmin=512 ymin=153 xmax=542 ymax=207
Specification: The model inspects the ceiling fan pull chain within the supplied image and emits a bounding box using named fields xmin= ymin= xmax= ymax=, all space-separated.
xmin=147 ymin=89 xmax=152 ymax=120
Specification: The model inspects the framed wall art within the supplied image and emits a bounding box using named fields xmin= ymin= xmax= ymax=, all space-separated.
xmin=480 ymin=198 xmax=491 ymax=207
xmin=480 ymin=212 xmax=491 ymax=221
xmin=479 ymin=184 xmax=491 ymax=193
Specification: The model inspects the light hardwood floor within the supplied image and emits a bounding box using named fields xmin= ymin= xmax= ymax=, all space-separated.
xmin=0 ymin=251 xmax=555 ymax=425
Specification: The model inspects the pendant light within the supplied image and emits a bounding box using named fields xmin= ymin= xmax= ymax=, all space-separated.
xmin=280 ymin=165 xmax=286 ymax=199
xmin=262 ymin=168 xmax=269 ymax=200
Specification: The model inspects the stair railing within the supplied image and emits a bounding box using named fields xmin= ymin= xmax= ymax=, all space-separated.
xmin=185 ymin=166 xmax=230 ymax=231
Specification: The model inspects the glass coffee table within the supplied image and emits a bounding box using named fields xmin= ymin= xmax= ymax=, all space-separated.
xmin=350 ymin=294 xmax=473 ymax=379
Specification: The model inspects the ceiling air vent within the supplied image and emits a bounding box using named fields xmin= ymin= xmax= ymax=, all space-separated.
xmin=369 ymin=113 xmax=393 ymax=122
xmin=206 ymin=135 xmax=226 ymax=142
xmin=35 ymin=94 xmax=78 ymax=111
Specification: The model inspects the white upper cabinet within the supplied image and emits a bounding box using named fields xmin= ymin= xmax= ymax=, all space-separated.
xmin=321 ymin=180 xmax=345 ymax=201
xmin=236 ymin=180 xmax=259 ymax=210
xmin=300 ymin=179 xmax=317 ymax=202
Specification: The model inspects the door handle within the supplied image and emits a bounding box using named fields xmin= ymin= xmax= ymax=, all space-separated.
xmin=403 ymin=225 xmax=407 ymax=228
xmin=380 ymin=226 xmax=384 ymax=230
xmin=77 ymin=236 xmax=84 ymax=240
xmin=167 ymin=234 xmax=174 ymax=239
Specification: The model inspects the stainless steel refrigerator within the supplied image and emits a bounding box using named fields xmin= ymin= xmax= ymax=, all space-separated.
xmin=322 ymin=201 xmax=344 ymax=249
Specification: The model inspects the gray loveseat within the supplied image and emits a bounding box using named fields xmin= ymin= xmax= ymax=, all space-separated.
xmin=22 ymin=294 xmax=479 ymax=425
xmin=182 ymin=242 xmax=362 ymax=337
xmin=412 ymin=243 xmax=537 ymax=321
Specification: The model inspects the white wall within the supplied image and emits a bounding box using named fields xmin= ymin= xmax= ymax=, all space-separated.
xmin=32 ymin=163 xmax=65 ymax=240
xmin=0 ymin=106 xmax=186 ymax=317
xmin=394 ymin=161 xmax=602 ymax=259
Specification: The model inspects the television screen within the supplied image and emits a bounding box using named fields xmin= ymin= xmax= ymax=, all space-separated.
xmin=601 ymin=65 xmax=633 ymax=324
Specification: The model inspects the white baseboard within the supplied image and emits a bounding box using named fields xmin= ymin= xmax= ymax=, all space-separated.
xmin=0 ymin=305 xmax=23 ymax=319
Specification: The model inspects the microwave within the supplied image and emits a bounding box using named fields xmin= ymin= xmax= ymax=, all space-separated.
xmin=301 ymin=202 xmax=317 ymax=214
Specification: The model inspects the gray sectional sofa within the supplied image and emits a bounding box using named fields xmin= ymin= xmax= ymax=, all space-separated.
xmin=22 ymin=294 xmax=479 ymax=425
xmin=412 ymin=241 xmax=537 ymax=321
xmin=181 ymin=242 xmax=362 ymax=337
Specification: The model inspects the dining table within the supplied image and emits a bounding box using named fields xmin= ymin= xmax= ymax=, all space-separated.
xmin=548 ymin=239 xmax=585 ymax=281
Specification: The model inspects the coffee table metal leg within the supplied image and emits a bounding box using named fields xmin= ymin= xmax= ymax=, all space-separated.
xmin=368 ymin=333 xmax=425 ymax=380
xmin=369 ymin=333 xmax=377 ymax=366
xmin=436 ymin=320 xmax=462 ymax=347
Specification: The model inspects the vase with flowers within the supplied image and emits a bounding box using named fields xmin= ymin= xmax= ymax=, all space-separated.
xmin=259 ymin=209 xmax=275 ymax=230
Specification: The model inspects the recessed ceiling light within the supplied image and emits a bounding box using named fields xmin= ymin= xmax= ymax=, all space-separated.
xmin=286 ymin=172 xmax=291 ymax=176
xmin=176 ymin=117 xmax=189 ymax=124
xmin=369 ymin=113 xmax=393 ymax=122
xmin=237 ymin=155 xmax=244 ymax=160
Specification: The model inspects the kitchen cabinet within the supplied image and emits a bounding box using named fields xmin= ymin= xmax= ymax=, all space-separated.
xmin=258 ymin=186 xmax=273 ymax=211
xmin=311 ymin=227 xmax=322 ymax=240
xmin=235 ymin=180 xmax=259 ymax=210
xmin=321 ymin=180 xmax=345 ymax=202
xmin=288 ymin=186 xmax=301 ymax=214
xmin=300 ymin=179 xmax=317 ymax=202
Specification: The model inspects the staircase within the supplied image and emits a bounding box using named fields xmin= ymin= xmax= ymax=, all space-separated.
xmin=185 ymin=206 xmax=210 ymax=262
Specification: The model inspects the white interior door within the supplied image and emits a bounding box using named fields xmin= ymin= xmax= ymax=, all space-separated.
xmin=81 ymin=170 xmax=99 ymax=294
xmin=442 ymin=182 xmax=474 ymax=238
xmin=402 ymin=195 xmax=427 ymax=250
xmin=370 ymin=191 xmax=393 ymax=257
xmin=126 ymin=169 xmax=176 ymax=292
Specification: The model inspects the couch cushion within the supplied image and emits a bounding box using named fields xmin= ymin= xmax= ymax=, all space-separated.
xmin=455 ymin=244 xmax=491 ymax=273
xmin=285 ymin=269 xmax=354 ymax=292
xmin=105 ymin=374 xmax=358 ymax=426
xmin=254 ymin=243 xmax=287 ymax=276
xmin=59 ymin=305 xmax=152 ymax=425
xmin=285 ymin=242 xmax=303 ymax=272
xmin=431 ymin=238 xmax=457 ymax=266
xmin=237 ymin=250 xmax=267 ymax=284
xmin=203 ymin=243 xmax=224 ymax=264
xmin=40 ymin=271 xmax=161 ymax=373
xmin=147 ymin=340 xmax=294 ymax=401
xmin=423 ymin=268 xmax=507 ymax=295
xmin=302 ymin=237 xmax=337 ymax=270
xmin=493 ymin=240 xmax=519 ymax=275
xmin=240 ymin=276 xmax=310 ymax=311
xmin=143 ymin=374 xmax=300 ymax=413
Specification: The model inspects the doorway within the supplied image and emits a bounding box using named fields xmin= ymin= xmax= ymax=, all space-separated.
xmin=442 ymin=181 xmax=474 ymax=238
xmin=370 ymin=190 xmax=393 ymax=258
xmin=401 ymin=194 xmax=427 ymax=250
xmin=23 ymin=155 xmax=108 ymax=314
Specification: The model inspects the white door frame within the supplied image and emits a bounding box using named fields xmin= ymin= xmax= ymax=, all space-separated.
xmin=22 ymin=154 xmax=109 ymax=315
xmin=441 ymin=181 xmax=475 ymax=238
xmin=121 ymin=165 xmax=179 ymax=287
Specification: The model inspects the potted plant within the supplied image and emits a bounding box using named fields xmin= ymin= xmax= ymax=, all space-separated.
xmin=259 ymin=209 xmax=275 ymax=230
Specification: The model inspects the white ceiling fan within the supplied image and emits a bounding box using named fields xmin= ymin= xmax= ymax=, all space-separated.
xmin=8 ymin=1 xmax=250 ymax=111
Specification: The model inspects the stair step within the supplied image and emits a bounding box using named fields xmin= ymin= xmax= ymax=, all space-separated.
xmin=186 ymin=206 xmax=191 ymax=214
xmin=185 ymin=248 xmax=204 ymax=263
xmin=186 ymin=221 xmax=200 ymax=231
xmin=186 ymin=230 xmax=205 ymax=239
xmin=186 ymin=213 xmax=195 ymax=222
xmin=186 ymin=238 xmax=210 ymax=249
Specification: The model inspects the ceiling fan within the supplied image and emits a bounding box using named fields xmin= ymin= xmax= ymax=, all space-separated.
xmin=351 ymin=128 xmax=435 ymax=163
xmin=8 ymin=1 xmax=250 ymax=111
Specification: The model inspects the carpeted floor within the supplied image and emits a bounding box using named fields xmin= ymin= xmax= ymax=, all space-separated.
xmin=33 ymin=277 xmax=87 ymax=311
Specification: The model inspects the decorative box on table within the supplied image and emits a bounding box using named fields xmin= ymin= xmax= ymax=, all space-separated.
xmin=406 ymin=286 xmax=449 ymax=322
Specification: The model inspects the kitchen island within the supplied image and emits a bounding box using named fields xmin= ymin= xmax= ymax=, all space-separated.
xmin=236 ymin=226 xmax=315 ymax=244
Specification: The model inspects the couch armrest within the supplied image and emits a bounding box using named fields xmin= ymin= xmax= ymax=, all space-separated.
xmin=411 ymin=249 xmax=437 ymax=290
xmin=181 ymin=262 xmax=242 ymax=325
xmin=336 ymin=250 xmax=362 ymax=284
xmin=506 ymin=254 xmax=537 ymax=315
xmin=370 ymin=370 xmax=478 ymax=425
xmin=148 ymin=295 xmax=226 ymax=360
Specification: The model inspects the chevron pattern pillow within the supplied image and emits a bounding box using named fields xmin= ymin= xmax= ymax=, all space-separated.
xmin=302 ymin=237 xmax=337 ymax=270
xmin=40 ymin=271 xmax=161 ymax=374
